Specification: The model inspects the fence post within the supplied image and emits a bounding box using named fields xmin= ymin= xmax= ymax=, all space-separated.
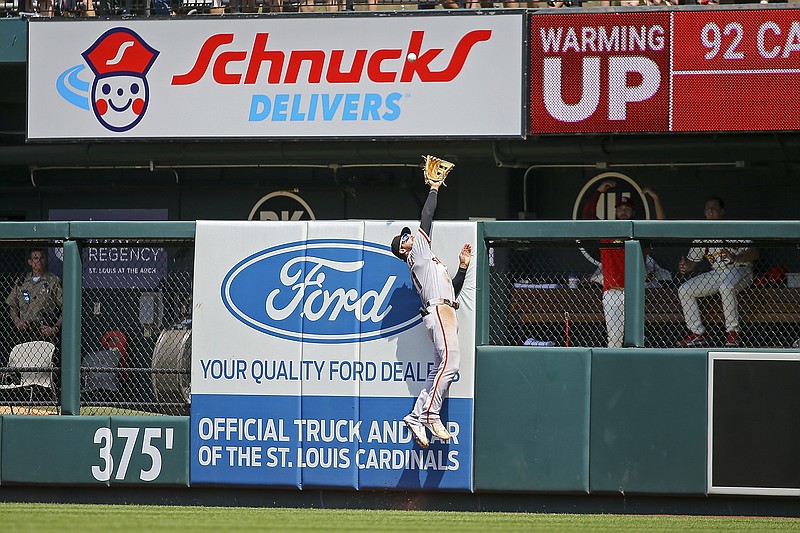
xmin=476 ymin=222 xmax=490 ymax=346
xmin=61 ymin=240 xmax=81 ymax=415
xmin=623 ymin=239 xmax=645 ymax=348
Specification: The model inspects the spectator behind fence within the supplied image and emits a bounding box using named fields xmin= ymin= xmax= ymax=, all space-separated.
xmin=605 ymin=0 xmax=678 ymax=5
xmin=581 ymin=180 xmax=665 ymax=348
xmin=418 ymin=0 xmax=462 ymax=9
xmin=25 ymin=0 xmax=54 ymax=14
xmin=7 ymin=248 xmax=63 ymax=345
xmin=675 ymin=197 xmax=759 ymax=348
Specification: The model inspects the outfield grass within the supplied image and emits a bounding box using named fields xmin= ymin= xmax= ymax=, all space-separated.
xmin=0 ymin=504 xmax=798 ymax=532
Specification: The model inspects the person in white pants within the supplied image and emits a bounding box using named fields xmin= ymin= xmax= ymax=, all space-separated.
xmin=676 ymin=197 xmax=759 ymax=348
xmin=580 ymin=180 xmax=665 ymax=348
xmin=390 ymin=181 xmax=471 ymax=448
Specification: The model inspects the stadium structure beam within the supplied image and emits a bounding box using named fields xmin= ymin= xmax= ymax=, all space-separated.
xmin=1 ymin=133 xmax=799 ymax=168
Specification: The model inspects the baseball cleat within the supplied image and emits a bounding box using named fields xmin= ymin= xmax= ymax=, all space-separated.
xmin=676 ymin=332 xmax=707 ymax=348
xmin=725 ymin=331 xmax=740 ymax=347
xmin=423 ymin=418 xmax=451 ymax=442
xmin=403 ymin=414 xmax=429 ymax=448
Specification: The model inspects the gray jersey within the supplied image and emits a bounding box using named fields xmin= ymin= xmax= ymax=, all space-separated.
xmin=407 ymin=227 xmax=455 ymax=305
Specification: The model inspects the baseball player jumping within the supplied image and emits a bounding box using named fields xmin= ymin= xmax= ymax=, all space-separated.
xmin=390 ymin=179 xmax=471 ymax=449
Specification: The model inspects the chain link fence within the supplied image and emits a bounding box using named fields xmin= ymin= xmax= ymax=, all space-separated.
xmin=0 ymin=243 xmax=63 ymax=415
xmin=5 ymin=232 xmax=799 ymax=414
xmin=489 ymin=237 xmax=800 ymax=350
xmin=79 ymin=239 xmax=194 ymax=416
xmin=0 ymin=240 xmax=193 ymax=416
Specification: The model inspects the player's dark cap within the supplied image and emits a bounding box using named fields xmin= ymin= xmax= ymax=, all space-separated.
xmin=615 ymin=196 xmax=634 ymax=208
xmin=391 ymin=227 xmax=411 ymax=260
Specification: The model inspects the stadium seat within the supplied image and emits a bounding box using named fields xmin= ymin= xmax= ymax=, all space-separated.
xmin=0 ymin=341 xmax=57 ymax=414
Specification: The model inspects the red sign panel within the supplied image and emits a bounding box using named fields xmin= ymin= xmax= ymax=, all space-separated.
xmin=530 ymin=8 xmax=800 ymax=134
xmin=530 ymin=12 xmax=671 ymax=133
xmin=672 ymin=9 xmax=800 ymax=131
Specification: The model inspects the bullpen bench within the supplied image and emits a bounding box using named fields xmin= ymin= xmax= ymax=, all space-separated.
xmin=508 ymin=286 xmax=800 ymax=347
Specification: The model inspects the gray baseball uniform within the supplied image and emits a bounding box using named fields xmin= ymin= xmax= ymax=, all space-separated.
xmin=404 ymin=189 xmax=466 ymax=429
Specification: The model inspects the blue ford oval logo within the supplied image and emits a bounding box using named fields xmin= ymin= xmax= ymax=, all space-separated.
xmin=221 ymin=239 xmax=421 ymax=344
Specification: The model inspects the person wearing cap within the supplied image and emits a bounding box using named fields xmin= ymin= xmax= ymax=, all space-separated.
xmin=675 ymin=197 xmax=759 ymax=348
xmin=581 ymin=180 xmax=665 ymax=348
xmin=390 ymin=180 xmax=471 ymax=449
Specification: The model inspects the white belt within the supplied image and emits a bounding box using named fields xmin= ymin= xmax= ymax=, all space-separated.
xmin=424 ymin=298 xmax=459 ymax=310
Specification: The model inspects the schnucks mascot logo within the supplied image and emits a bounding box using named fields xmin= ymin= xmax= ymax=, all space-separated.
xmin=59 ymin=28 xmax=159 ymax=132
xmin=221 ymin=239 xmax=421 ymax=344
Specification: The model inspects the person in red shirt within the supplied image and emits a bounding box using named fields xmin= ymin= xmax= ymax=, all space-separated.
xmin=582 ymin=180 xmax=664 ymax=347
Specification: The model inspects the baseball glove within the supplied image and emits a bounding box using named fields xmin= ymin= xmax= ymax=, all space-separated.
xmin=422 ymin=155 xmax=455 ymax=186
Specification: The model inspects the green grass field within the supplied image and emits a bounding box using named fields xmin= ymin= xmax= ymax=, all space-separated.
xmin=0 ymin=504 xmax=798 ymax=532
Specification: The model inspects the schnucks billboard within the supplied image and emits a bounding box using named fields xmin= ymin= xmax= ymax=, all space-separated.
xmin=530 ymin=7 xmax=800 ymax=133
xmin=27 ymin=14 xmax=524 ymax=140
xmin=190 ymin=221 xmax=477 ymax=490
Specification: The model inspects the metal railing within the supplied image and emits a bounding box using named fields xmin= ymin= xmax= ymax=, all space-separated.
xmin=6 ymin=0 xmax=749 ymax=17
xmin=8 ymin=0 xmax=511 ymax=15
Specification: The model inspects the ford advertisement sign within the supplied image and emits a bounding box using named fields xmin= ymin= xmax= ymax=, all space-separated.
xmin=191 ymin=220 xmax=476 ymax=490
xmin=221 ymin=239 xmax=421 ymax=343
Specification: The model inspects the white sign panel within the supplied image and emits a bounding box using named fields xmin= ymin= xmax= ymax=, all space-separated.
xmin=191 ymin=220 xmax=476 ymax=490
xmin=28 ymin=15 xmax=524 ymax=140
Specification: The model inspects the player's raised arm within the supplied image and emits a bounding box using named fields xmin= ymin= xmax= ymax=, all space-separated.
xmin=452 ymin=243 xmax=472 ymax=299
xmin=419 ymin=185 xmax=439 ymax=236
xmin=642 ymin=187 xmax=666 ymax=220
xmin=419 ymin=155 xmax=454 ymax=237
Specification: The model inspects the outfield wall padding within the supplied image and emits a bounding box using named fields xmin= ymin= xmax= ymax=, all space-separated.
xmin=1 ymin=416 xmax=189 ymax=487
xmin=589 ymin=349 xmax=708 ymax=495
xmin=474 ymin=346 xmax=591 ymax=493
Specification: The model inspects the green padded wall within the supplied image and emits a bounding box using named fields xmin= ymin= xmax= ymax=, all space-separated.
xmin=0 ymin=19 xmax=26 ymax=63
xmin=1 ymin=416 xmax=189 ymax=486
xmin=474 ymin=346 xmax=591 ymax=493
xmin=109 ymin=417 xmax=189 ymax=486
xmin=2 ymin=416 xmax=108 ymax=485
xmin=589 ymin=349 xmax=707 ymax=494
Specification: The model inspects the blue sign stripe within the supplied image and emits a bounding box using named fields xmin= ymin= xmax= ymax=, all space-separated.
xmin=191 ymin=394 xmax=472 ymax=491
